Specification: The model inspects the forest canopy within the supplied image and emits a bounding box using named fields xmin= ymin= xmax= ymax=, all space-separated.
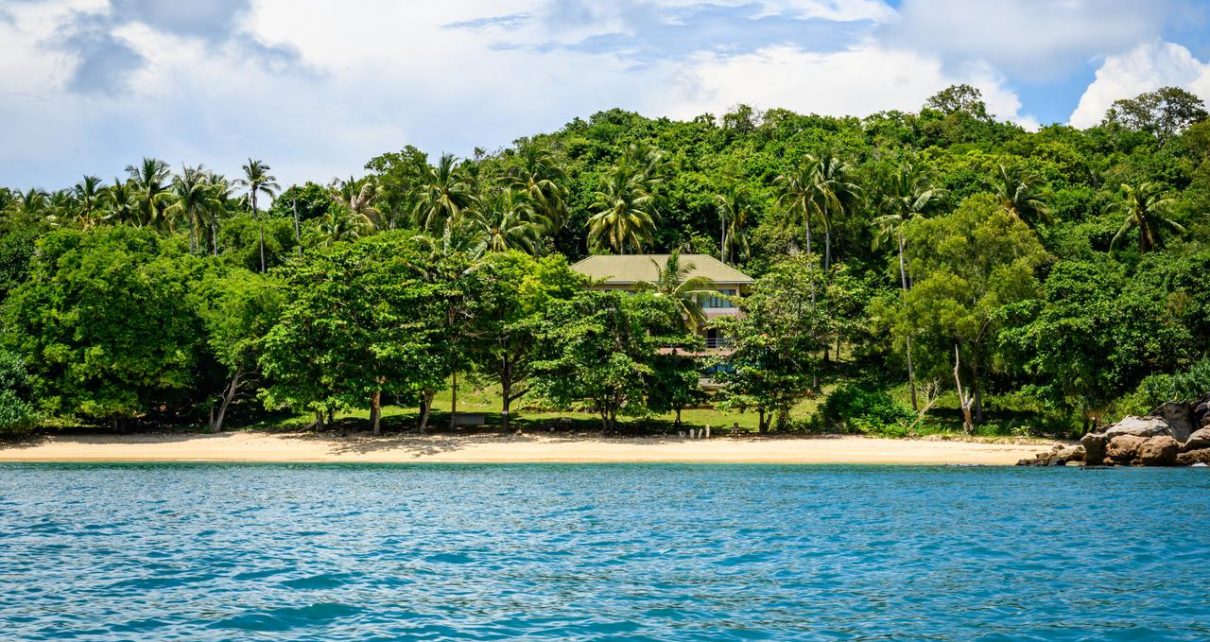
xmin=2 ymin=85 xmax=1209 ymax=437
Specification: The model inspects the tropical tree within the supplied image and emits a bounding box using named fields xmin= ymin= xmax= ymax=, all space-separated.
xmin=470 ymin=188 xmax=546 ymax=255
xmin=235 ymin=159 xmax=280 ymax=272
xmin=165 ymin=165 xmax=222 ymax=255
xmin=103 ymin=179 xmax=138 ymax=226
xmin=125 ymin=157 xmax=171 ymax=228
xmin=71 ymin=175 xmax=106 ymax=229
xmin=993 ymin=164 xmax=1049 ymax=226
xmin=775 ymin=158 xmax=818 ymax=255
xmin=509 ymin=143 xmax=568 ymax=231
xmin=329 ymin=177 xmax=383 ymax=232
xmin=1110 ymin=181 xmax=1184 ymax=253
xmin=587 ymin=163 xmax=657 ymax=254
xmin=811 ymin=154 xmax=861 ymax=271
xmin=637 ymin=250 xmax=718 ymax=333
xmin=714 ymin=187 xmax=754 ymax=264
xmin=871 ymin=162 xmax=944 ymax=409
xmin=414 ymin=153 xmax=473 ymax=235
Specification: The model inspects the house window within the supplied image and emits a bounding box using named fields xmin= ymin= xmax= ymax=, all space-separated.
xmin=702 ymin=288 xmax=737 ymax=309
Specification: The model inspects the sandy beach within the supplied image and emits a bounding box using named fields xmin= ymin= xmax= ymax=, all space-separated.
xmin=0 ymin=431 xmax=1056 ymax=465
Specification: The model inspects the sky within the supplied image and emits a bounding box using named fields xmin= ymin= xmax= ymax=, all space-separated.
xmin=2 ymin=0 xmax=1210 ymax=189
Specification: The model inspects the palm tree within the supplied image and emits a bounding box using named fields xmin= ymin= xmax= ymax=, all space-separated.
xmin=125 ymin=157 xmax=171 ymax=228
xmin=165 ymin=165 xmax=222 ymax=255
xmin=811 ymin=154 xmax=861 ymax=271
xmin=714 ymin=187 xmax=753 ymax=264
xmin=1110 ymin=182 xmax=1184 ymax=253
xmin=318 ymin=208 xmax=362 ymax=247
xmin=236 ymin=159 xmax=279 ymax=272
xmin=72 ymin=175 xmax=105 ymax=229
xmin=637 ymin=250 xmax=719 ymax=333
xmin=994 ymin=164 xmax=1049 ymax=226
xmin=587 ymin=164 xmax=657 ymax=254
xmin=871 ymin=162 xmax=944 ymax=411
xmin=11 ymin=188 xmax=49 ymax=220
xmin=45 ymin=189 xmax=75 ymax=227
xmin=509 ymin=144 xmax=567 ymax=232
xmin=775 ymin=158 xmax=818 ymax=256
xmin=330 ymin=177 xmax=383 ymax=232
xmin=414 ymin=153 xmax=474 ymax=236
xmin=103 ymin=179 xmax=138 ymax=226
xmin=471 ymin=188 xmax=546 ymax=255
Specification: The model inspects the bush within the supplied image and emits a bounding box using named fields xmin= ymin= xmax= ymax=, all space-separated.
xmin=1120 ymin=358 xmax=1210 ymax=414
xmin=0 ymin=349 xmax=37 ymax=437
xmin=818 ymin=383 xmax=915 ymax=435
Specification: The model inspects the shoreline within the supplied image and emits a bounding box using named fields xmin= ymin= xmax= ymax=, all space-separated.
xmin=0 ymin=431 xmax=1058 ymax=466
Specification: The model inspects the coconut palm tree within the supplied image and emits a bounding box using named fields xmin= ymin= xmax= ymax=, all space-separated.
xmin=236 ymin=159 xmax=279 ymax=272
xmin=811 ymin=154 xmax=861 ymax=271
xmin=471 ymin=188 xmax=546 ymax=255
xmin=871 ymin=161 xmax=944 ymax=410
xmin=103 ymin=179 xmax=138 ymax=226
xmin=994 ymin=164 xmax=1049 ymax=226
xmin=329 ymin=177 xmax=383 ymax=232
xmin=318 ymin=208 xmax=362 ymax=247
xmin=414 ymin=153 xmax=474 ymax=236
xmin=72 ymin=175 xmax=106 ymax=229
xmin=775 ymin=157 xmax=818 ymax=256
xmin=509 ymin=144 xmax=567 ymax=232
xmin=587 ymin=163 xmax=657 ymax=254
xmin=637 ymin=249 xmax=719 ymax=333
xmin=1110 ymin=181 xmax=1184 ymax=253
xmin=714 ymin=187 xmax=754 ymax=265
xmin=11 ymin=188 xmax=49 ymax=220
xmin=125 ymin=157 xmax=171 ymax=228
xmin=165 ymin=165 xmax=222 ymax=254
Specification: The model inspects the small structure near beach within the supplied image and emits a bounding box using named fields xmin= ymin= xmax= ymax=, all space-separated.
xmin=1018 ymin=394 xmax=1210 ymax=467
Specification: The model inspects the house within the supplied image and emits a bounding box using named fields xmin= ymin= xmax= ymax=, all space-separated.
xmin=570 ymin=254 xmax=754 ymax=349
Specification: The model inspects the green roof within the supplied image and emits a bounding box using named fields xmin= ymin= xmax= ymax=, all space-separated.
xmin=571 ymin=254 xmax=754 ymax=285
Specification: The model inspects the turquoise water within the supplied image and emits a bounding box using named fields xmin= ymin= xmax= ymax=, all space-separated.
xmin=0 ymin=464 xmax=1207 ymax=641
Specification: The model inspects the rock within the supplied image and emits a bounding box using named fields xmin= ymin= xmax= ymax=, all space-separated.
xmin=1016 ymin=445 xmax=1083 ymax=467
xmin=1176 ymin=448 xmax=1210 ymax=467
xmin=1107 ymin=435 xmax=1147 ymax=465
xmin=1185 ymin=428 xmax=1210 ymax=452
xmin=1103 ymin=416 xmax=1175 ymax=440
xmin=1194 ymin=400 xmax=1210 ymax=426
xmin=1081 ymin=432 xmax=1109 ymax=466
xmin=1153 ymin=402 xmax=1195 ymax=442
xmin=1138 ymin=436 xmax=1179 ymax=466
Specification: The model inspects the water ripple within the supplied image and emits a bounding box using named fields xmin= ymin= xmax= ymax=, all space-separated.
xmin=0 ymin=464 xmax=1207 ymax=641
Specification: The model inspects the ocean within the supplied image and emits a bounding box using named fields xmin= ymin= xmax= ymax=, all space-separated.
xmin=1 ymin=464 xmax=1207 ymax=641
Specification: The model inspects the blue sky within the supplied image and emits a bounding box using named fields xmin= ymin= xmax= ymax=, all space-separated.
xmin=2 ymin=0 xmax=1209 ymax=189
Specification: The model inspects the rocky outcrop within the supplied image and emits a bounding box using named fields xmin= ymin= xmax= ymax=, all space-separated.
xmin=1138 ymin=436 xmax=1179 ymax=466
xmin=1018 ymin=444 xmax=1084 ymax=467
xmin=1103 ymin=416 xmax=1175 ymax=439
xmin=1176 ymin=448 xmax=1210 ymax=466
xmin=1153 ymin=402 xmax=1195 ymax=442
xmin=1081 ymin=432 xmax=1109 ymax=465
xmin=1107 ymin=435 xmax=1148 ymax=464
xmin=1184 ymin=428 xmax=1210 ymax=452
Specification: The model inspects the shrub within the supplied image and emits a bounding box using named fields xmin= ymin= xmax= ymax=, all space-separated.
xmin=1120 ymin=358 xmax=1210 ymax=414
xmin=0 ymin=349 xmax=37 ymax=437
xmin=818 ymin=383 xmax=915 ymax=435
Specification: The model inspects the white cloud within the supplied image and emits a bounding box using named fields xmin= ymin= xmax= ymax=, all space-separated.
xmin=1069 ymin=40 xmax=1210 ymax=128
xmin=662 ymin=44 xmax=1038 ymax=128
xmin=881 ymin=0 xmax=1168 ymax=82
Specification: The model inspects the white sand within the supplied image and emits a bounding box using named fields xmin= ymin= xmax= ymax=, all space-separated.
xmin=0 ymin=431 xmax=1055 ymax=465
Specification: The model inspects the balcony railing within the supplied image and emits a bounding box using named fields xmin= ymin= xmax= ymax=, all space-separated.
xmin=705 ymin=336 xmax=732 ymax=350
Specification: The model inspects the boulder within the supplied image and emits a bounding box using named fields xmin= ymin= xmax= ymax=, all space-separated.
xmin=1107 ymin=435 xmax=1147 ymax=465
xmin=1016 ymin=444 xmax=1084 ymax=467
xmin=1138 ymin=436 xmax=1179 ymax=466
xmin=1103 ymin=416 xmax=1175 ymax=440
xmin=1176 ymin=448 xmax=1210 ymax=466
xmin=1153 ymin=402 xmax=1195 ymax=442
xmin=1184 ymin=428 xmax=1210 ymax=452
xmin=1194 ymin=400 xmax=1210 ymax=426
xmin=1081 ymin=432 xmax=1109 ymax=466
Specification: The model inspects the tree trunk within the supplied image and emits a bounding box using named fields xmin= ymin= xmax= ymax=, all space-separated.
xmin=804 ymin=216 xmax=812 ymax=256
xmin=953 ymin=344 xmax=974 ymax=434
xmin=253 ymin=193 xmax=266 ymax=273
xmin=675 ymin=407 xmax=682 ymax=428
xmin=370 ymin=389 xmax=382 ymax=435
xmin=501 ymin=365 xmax=511 ymax=433
xmin=448 ymin=370 xmax=458 ymax=430
xmin=293 ymin=199 xmax=303 ymax=257
xmin=758 ymin=408 xmax=767 ymax=434
xmin=418 ymin=391 xmax=434 ymax=432
xmin=211 ymin=222 xmax=219 ymax=256
xmin=212 ymin=371 xmax=241 ymax=433
xmin=897 ymin=236 xmax=918 ymax=411
xmin=313 ymin=409 xmax=325 ymax=432
xmin=824 ymin=229 xmax=831 ymax=271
